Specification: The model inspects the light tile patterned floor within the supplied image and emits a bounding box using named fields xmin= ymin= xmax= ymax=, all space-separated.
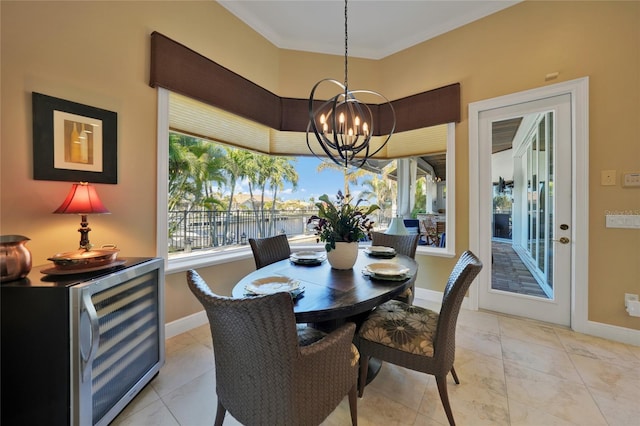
xmin=113 ymin=299 xmax=640 ymax=426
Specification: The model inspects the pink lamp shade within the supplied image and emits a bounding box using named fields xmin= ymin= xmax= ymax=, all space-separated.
xmin=54 ymin=182 xmax=110 ymax=215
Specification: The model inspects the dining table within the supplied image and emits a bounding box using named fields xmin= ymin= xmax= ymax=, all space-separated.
xmin=232 ymin=247 xmax=419 ymax=330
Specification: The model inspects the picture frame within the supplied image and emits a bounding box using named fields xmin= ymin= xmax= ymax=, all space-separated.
xmin=32 ymin=92 xmax=118 ymax=184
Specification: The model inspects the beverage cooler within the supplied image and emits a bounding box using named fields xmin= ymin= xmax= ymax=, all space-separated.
xmin=1 ymin=257 xmax=165 ymax=425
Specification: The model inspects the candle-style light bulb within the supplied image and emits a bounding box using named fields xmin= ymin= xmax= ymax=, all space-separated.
xmin=335 ymin=112 xmax=344 ymax=134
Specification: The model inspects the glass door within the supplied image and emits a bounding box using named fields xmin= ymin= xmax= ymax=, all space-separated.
xmin=478 ymin=93 xmax=572 ymax=326
xmin=512 ymin=112 xmax=555 ymax=298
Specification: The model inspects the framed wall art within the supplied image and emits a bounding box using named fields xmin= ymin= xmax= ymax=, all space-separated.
xmin=32 ymin=92 xmax=118 ymax=184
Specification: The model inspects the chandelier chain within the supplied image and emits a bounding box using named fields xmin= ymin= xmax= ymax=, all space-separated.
xmin=306 ymin=0 xmax=396 ymax=169
xmin=344 ymin=0 xmax=348 ymax=89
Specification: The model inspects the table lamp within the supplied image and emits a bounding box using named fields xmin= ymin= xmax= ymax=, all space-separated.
xmin=385 ymin=216 xmax=408 ymax=235
xmin=54 ymin=182 xmax=110 ymax=250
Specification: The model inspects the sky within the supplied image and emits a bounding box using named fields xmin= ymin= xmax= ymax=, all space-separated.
xmin=280 ymin=157 xmax=367 ymax=201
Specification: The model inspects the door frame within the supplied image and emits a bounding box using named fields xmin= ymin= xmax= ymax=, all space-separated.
xmin=468 ymin=77 xmax=590 ymax=332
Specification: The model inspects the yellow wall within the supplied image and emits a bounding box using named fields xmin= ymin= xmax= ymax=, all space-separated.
xmin=2 ymin=1 xmax=639 ymax=330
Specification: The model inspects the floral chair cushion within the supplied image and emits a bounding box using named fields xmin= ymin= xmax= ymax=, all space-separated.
xmin=359 ymin=300 xmax=439 ymax=356
xmin=350 ymin=344 xmax=360 ymax=367
xmin=394 ymin=287 xmax=413 ymax=304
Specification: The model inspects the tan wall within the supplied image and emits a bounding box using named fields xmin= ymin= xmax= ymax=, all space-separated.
xmin=2 ymin=1 xmax=639 ymax=329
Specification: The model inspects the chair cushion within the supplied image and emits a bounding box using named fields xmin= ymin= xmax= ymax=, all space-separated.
xmin=296 ymin=325 xmax=360 ymax=365
xmin=350 ymin=344 xmax=360 ymax=367
xmin=394 ymin=287 xmax=413 ymax=304
xmin=359 ymin=300 xmax=439 ymax=356
xmin=296 ymin=324 xmax=327 ymax=346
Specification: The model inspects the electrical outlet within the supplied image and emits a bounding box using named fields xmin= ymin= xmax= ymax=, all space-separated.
xmin=624 ymin=293 xmax=639 ymax=308
xmin=601 ymin=170 xmax=616 ymax=186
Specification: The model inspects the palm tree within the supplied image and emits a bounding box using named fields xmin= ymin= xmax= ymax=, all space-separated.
xmin=245 ymin=154 xmax=299 ymax=237
xmin=411 ymin=178 xmax=427 ymax=217
xmin=361 ymin=176 xmax=393 ymax=227
xmin=187 ymin=141 xmax=226 ymax=210
xmin=168 ymin=133 xmax=199 ymax=211
xmin=168 ymin=134 xmax=229 ymax=247
xmin=266 ymin=157 xmax=299 ymax=235
xmin=222 ymin=147 xmax=252 ymax=243
xmin=361 ymin=161 xmax=396 ymax=226
xmin=245 ymin=154 xmax=271 ymax=236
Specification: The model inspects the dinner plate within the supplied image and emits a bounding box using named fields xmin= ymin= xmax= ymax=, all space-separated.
xmin=366 ymin=246 xmax=396 ymax=254
xmin=290 ymin=251 xmax=326 ymax=265
xmin=362 ymin=270 xmax=411 ymax=281
xmin=245 ymin=276 xmax=301 ymax=295
xmin=364 ymin=246 xmax=396 ymax=258
xmin=364 ymin=262 xmax=410 ymax=277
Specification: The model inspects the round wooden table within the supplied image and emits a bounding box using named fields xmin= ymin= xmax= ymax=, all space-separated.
xmin=232 ymin=248 xmax=418 ymax=329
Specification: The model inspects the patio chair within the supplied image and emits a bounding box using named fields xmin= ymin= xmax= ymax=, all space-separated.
xmin=249 ymin=234 xmax=291 ymax=269
xmin=355 ymin=250 xmax=482 ymax=426
xmin=370 ymin=231 xmax=420 ymax=304
xmin=420 ymin=217 xmax=440 ymax=246
xmin=186 ymin=269 xmax=359 ymax=426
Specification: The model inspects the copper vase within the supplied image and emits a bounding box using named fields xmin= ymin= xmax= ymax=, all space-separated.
xmin=0 ymin=235 xmax=32 ymax=282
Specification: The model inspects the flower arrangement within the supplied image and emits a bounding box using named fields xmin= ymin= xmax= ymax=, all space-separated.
xmin=307 ymin=191 xmax=379 ymax=252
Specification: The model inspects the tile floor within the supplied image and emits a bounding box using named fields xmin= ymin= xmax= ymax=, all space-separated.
xmin=113 ymin=299 xmax=640 ymax=426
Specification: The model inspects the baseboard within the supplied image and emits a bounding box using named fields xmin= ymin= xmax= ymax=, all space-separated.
xmin=576 ymin=319 xmax=640 ymax=347
xmin=414 ymin=287 xmax=472 ymax=310
xmin=165 ymin=310 xmax=207 ymax=339
xmin=416 ymin=288 xmax=639 ymax=346
xmin=165 ymin=291 xmax=638 ymax=347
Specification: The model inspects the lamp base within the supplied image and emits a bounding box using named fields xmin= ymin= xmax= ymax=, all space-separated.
xmin=78 ymin=214 xmax=93 ymax=250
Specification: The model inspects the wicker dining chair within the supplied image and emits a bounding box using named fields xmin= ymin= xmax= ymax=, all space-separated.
xmin=370 ymin=231 xmax=420 ymax=304
xmin=186 ymin=270 xmax=359 ymax=426
xmin=355 ymin=251 xmax=482 ymax=426
xmin=249 ymin=234 xmax=291 ymax=269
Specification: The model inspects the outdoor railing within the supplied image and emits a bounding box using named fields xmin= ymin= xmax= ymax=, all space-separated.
xmin=168 ymin=208 xmax=393 ymax=253
xmin=168 ymin=209 xmax=318 ymax=252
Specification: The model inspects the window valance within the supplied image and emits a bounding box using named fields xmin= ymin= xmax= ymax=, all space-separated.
xmin=149 ymin=31 xmax=460 ymax=135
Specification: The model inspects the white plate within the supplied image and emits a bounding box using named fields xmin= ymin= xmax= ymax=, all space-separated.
xmin=365 ymin=262 xmax=410 ymax=277
xmin=362 ymin=270 xmax=410 ymax=281
xmin=245 ymin=276 xmax=300 ymax=295
xmin=366 ymin=246 xmax=396 ymax=254
xmin=290 ymin=251 xmax=326 ymax=261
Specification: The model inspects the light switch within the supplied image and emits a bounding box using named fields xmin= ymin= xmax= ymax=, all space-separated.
xmin=601 ymin=170 xmax=616 ymax=186
xmin=606 ymin=215 xmax=640 ymax=229
xmin=622 ymin=172 xmax=640 ymax=187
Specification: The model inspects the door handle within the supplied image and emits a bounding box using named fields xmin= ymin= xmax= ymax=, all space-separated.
xmin=553 ymin=237 xmax=570 ymax=244
xmin=80 ymin=290 xmax=100 ymax=383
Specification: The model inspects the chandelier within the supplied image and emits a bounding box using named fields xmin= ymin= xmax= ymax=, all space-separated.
xmin=306 ymin=0 xmax=396 ymax=169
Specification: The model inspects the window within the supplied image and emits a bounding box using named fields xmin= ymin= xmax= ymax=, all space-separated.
xmin=157 ymin=89 xmax=456 ymax=273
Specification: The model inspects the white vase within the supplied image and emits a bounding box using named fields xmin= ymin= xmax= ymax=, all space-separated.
xmin=326 ymin=242 xmax=359 ymax=270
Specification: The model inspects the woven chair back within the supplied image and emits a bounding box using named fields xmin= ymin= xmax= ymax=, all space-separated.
xmin=370 ymin=232 xmax=420 ymax=258
xmin=433 ymin=250 xmax=483 ymax=371
xmin=186 ymin=270 xmax=301 ymax=421
xmin=249 ymin=234 xmax=291 ymax=269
